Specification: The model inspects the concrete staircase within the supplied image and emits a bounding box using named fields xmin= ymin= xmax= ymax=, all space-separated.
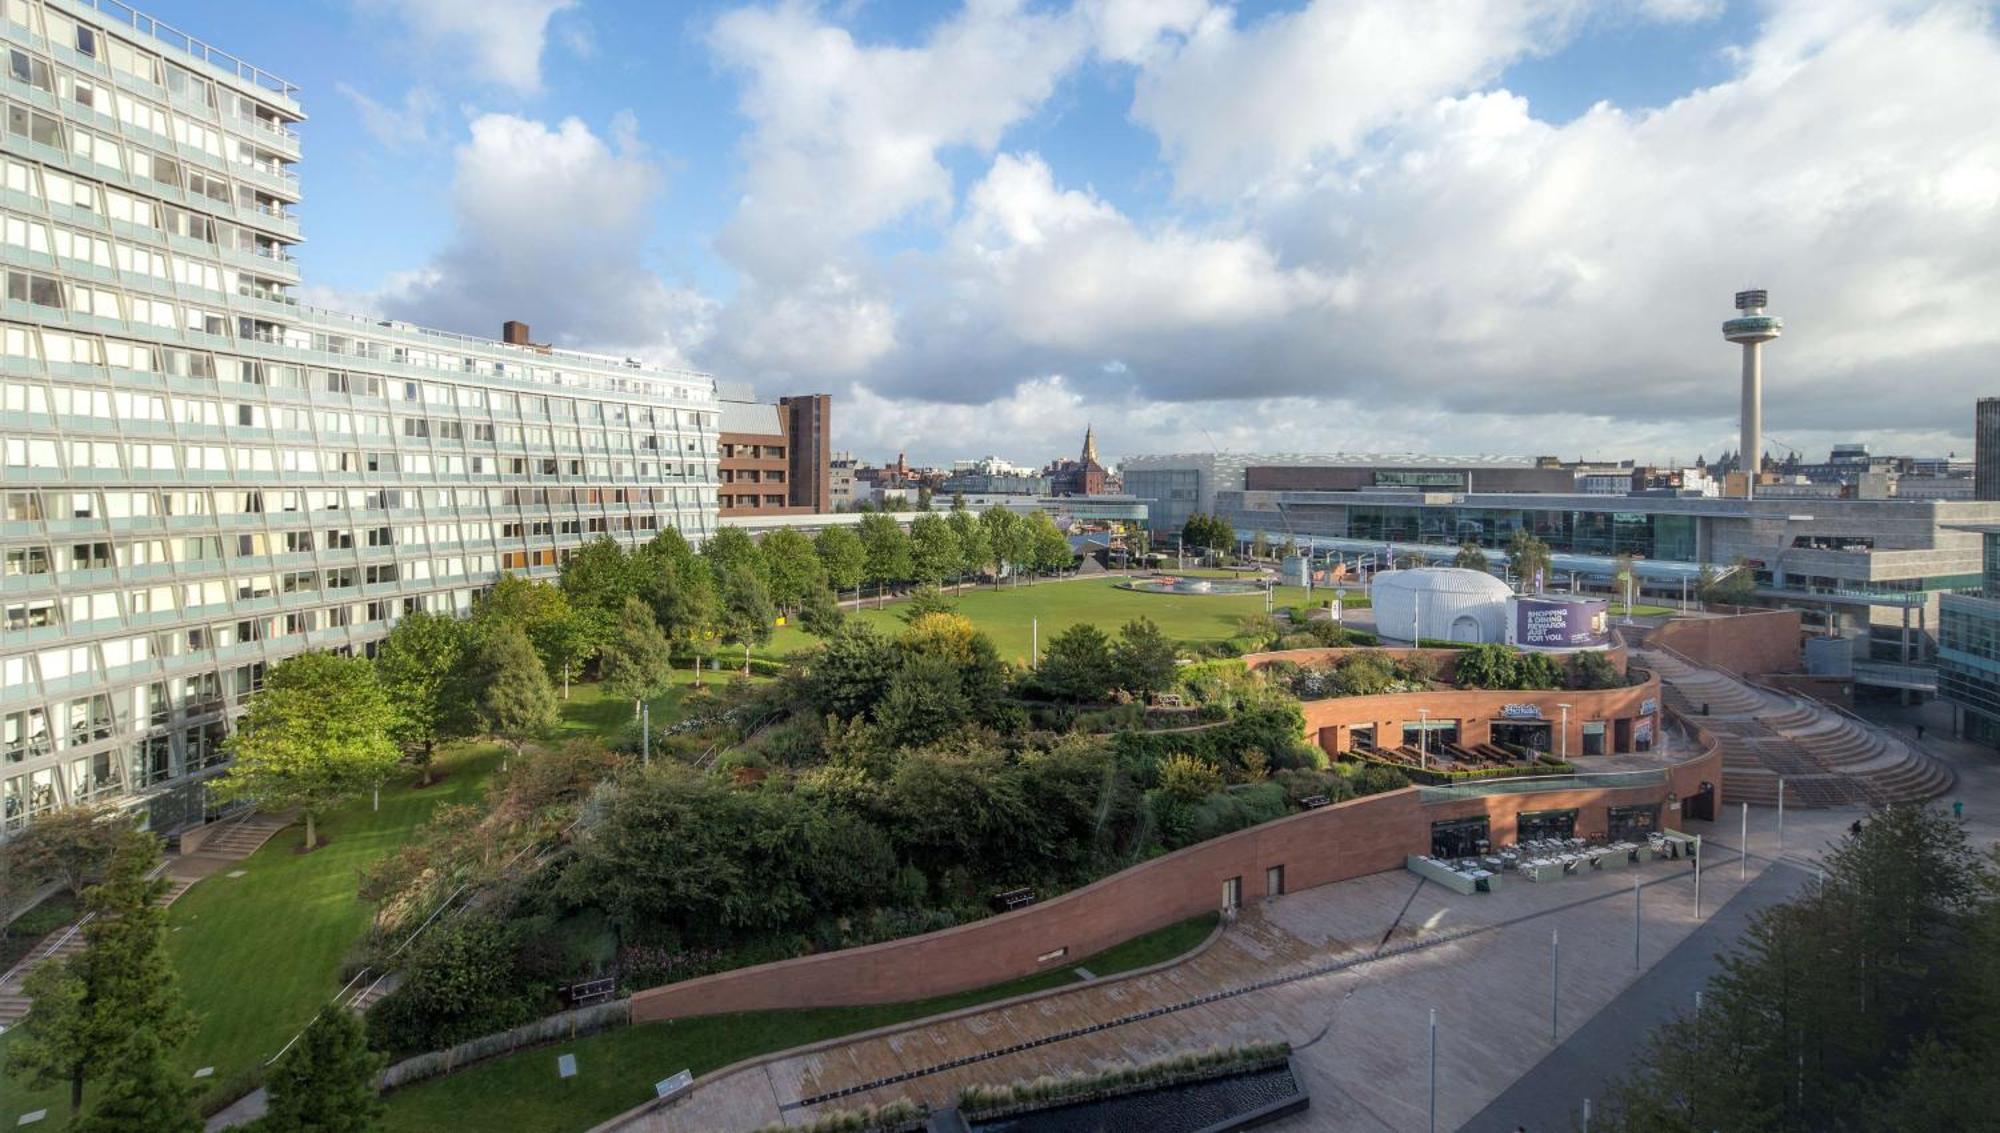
xmin=1637 ymin=649 xmax=1952 ymax=809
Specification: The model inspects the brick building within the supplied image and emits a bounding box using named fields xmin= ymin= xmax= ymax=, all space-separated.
xmin=716 ymin=385 xmax=833 ymax=516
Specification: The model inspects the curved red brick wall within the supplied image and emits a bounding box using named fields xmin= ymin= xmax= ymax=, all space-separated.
xmin=628 ymin=728 xmax=1720 ymax=1025
xmin=1648 ymin=611 xmax=1802 ymax=676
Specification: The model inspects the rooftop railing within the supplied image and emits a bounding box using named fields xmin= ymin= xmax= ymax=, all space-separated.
xmin=1416 ymin=768 xmax=1668 ymax=801
xmin=64 ymin=0 xmax=299 ymax=100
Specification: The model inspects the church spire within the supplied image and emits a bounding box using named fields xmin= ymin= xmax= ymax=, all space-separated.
xmin=1081 ymin=424 xmax=1099 ymax=466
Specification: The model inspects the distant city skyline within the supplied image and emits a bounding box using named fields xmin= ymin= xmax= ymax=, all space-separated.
xmin=155 ymin=0 xmax=2000 ymax=467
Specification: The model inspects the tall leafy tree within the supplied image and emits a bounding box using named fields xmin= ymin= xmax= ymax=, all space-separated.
xmin=1113 ymin=618 xmax=1178 ymax=697
xmin=807 ymin=622 xmax=898 ymax=720
xmin=980 ymin=506 xmax=1022 ymax=586
xmin=797 ymin=583 xmax=845 ymax=638
xmin=262 ymin=1007 xmax=385 ymax=1133
xmin=875 ymin=654 xmax=971 ymax=748
xmin=701 ymin=526 xmax=766 ymax=588
xmin=908 ymin=513 xmax=961 ymax=588
xmin=646 ymin=553 xmax=718 ymax=686
xmin=473 ymin=574 xmax=584 ymax=683
xmin=1028 ymin=513 xmax=1074 ymax=575
xmin=0 ymin=802 xmax=125 ymax=899
xmin=217 ymin=652 xmax=401 ymax=850
xmin=858 ymin=512 xmax=911 ymax=605
xmin=7 ymin=831 xmax=194 ymax=1115
xmin=71 ymin=1024 xmax=199 ymax=1133
xmin=1452 ymin=542 xmax=1489 ymax=572
xmin=761 ymin=527 xmax=825 ymax=614
xmin=814 ymin=526 xmax=867 ymax=598
xmin=948 ymin=507 xmax=990 ymax=591
xmin=600 ymin=596 xmax=674 ymax=713
xmin=374 ymin=610 xmax=473 ymax=786
xmin=720 ymin=565 xmax=776 ymax=675
xmin=1038 ymin=624 xmax=1115 ymax=701
xmin=557 ymin=537 xmax=645 ymax=662
xmin=472 ymin=623 xmax=559 ymax=767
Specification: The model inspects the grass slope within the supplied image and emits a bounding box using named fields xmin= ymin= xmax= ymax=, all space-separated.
xmin=379 ymin=913 xmax=1220 ymax=1133
xmin=772 ymin=578 xmax=1324 ymax=666
xmin=0 ymin=741 xmax=502 ymax=1124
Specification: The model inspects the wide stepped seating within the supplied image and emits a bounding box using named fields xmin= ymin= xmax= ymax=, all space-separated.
xmin=1637 ymin=648 xmax=1951 ymax=808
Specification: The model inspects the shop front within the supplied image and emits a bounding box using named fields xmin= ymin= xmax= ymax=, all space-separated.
xmin=1516 ymin=808 xmax=1578 ymax=842
xmin=1431 ymin=815 xmax=1490 ymax=858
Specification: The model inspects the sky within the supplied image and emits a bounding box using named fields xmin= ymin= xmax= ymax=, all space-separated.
xmin=155 ymin=0 xmax=2000 ymax=468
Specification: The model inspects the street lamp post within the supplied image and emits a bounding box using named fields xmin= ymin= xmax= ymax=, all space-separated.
xmin=1418 ymin=708 xmax=1430 ymax=771
xmin=1557 ymin=703 xmax=1572 ymax=760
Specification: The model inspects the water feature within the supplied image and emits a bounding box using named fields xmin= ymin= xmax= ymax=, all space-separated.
xmin=1119 ymin=575 xmax=1267 ymax=596
xmin=970 ymin=1064 xmax=1303 ymax=1132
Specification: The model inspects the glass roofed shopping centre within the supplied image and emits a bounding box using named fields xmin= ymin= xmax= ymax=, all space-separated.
xmin=0 ymin=0 xmax=721 ymax=834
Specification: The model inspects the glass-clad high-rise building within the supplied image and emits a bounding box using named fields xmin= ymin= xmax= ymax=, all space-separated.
xmin=0 ymin=0 xmax=720 ymax=835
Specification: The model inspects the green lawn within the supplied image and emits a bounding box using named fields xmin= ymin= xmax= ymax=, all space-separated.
xmin=0 ymin=741 xmax=503 ymax=1124
xmin=1610 ymin=603 xmax=1678 ymax=617
xmin=774 ymin=578 xmax=1320 ymax=667
xmin=379 ymin=912 xmax=1220 ymax=1133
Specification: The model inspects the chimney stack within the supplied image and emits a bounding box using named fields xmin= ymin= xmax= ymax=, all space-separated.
xmin=502 ymin=320 xmax=531 ymax=346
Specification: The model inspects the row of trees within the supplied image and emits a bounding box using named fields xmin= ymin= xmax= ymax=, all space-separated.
xmin=7 ymin=826 xmax=381 ymax=1131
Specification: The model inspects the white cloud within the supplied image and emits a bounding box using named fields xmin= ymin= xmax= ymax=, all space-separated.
xmin=336 ymin=83 xmax=438 ymax=148
xmin=1633 ymin=0 xmax=1724 ymax=21
xmin=1131 ymin=0 xmax=1583 ymax=201
xmin=361 ymin=0 xmax=579 ymax=95
xmin=789 ymin=0 xmax=2000 ymax=462
xmin=376 ymin=113 xmax=714 ymax=366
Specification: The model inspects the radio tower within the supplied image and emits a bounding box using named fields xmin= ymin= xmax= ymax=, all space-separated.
xmin=1723 ymin=289 xmax=1783 ymax=499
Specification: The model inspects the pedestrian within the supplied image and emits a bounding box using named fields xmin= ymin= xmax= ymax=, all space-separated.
xmin=1916 ymin=724 xmax=1926 ymax=741
xmin=1849 ymin=819 xmax=1863 ymax=837
xmin=1954 ymin=799 xmax=1964 ymax=820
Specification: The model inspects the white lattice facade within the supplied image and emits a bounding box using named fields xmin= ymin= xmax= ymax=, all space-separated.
xmin=0 ymin=0 xmax=721 ymax=834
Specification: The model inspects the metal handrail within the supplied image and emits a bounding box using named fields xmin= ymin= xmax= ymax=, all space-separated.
xmin=67 ymin=0 xmax=300 ymax=98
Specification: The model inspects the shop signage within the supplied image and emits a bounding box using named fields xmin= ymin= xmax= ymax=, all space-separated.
xmin=1500 ymin=703 xmax=1543 ymax=719
xmin=1635 ymin=718 xmax=1655 ymax=745
xmin=1642 ymin=697 xmax=1658 ymax=716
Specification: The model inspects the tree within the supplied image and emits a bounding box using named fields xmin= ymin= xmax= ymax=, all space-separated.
xmin=472 ymin=623 xmax=559 ymax=766
xmin=1114 ymin=618 xmax=1178 ymax=698
xmin=875 ymin=653 xmax=972 ymax=748
xmin=7 ymin=831 xmax=194 ymax=1115
xmin=981 ymin=506 xmax=1026 ymax=586
xmin=898 ymin=583 xmax=957 ymax=623
xmin=797 ymin=583 xmax=845 ymax=638
xmin=1039 ymin=624 xmax=1115 ymax=702
xmin=700 ymin=526 xmax=766 ymax=589
xmin=374 ymin=610 xmax=474 ymax=786
xmin=1158 ymin=754 xmax=1223 ymax=802
xmin=720 ymin=565 xmax=776 ymax=675
xmin=473 ymin=574 xmax=583 ymax=684
xmin=1182 ymin=513 xmax=1235 ymax=558
xmin=1452 ymin=542 xmax=1489 ymax=572
xmin=600 ymin=596 xmax=673 ymax=713
xmin=858 ymin=512 xmax=911 ymax=605
xmin=807 ymin=623 xmax=898 ymax=719
xmin=815 ymin=526 xmax=868 ymax=598
xmin=216 ymin=652 xmax=400 ymax=850
xmin=1698 ymin=555 xmax=1757 ymax=608
xmin=1250 ymin=531 xmax=1272 ymax=560
xmin=1028 ymin=513 xmax=1074 ymax=576
xmin=949 ymin=507 xmax=991 ymax=591
xmin=1506 ymin=529 xmax=1552 ymax=594
xmin=908 ymin=513 xmax=962 ymax=588
xmin=762 ymin=528 xmax=824 ymax=614
xmin=263 ymin=1007 xmax=385 ymax=1133
xmin=557 ymin=537 xmax=644 ymax=666
xmin=1 ymin=802 xmax=126 ymax=900
xmin=646 ymin=553 xmax=717 ymax=687
xmin=71 ymin=1024 xmax=198 ymax=1133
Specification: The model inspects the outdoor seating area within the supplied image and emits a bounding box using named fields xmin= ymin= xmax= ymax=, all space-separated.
xmin=1411 ymin=831 xmax=1695 ymax=891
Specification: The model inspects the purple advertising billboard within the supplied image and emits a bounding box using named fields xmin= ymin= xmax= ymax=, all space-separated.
xmin=1512 ymin=597 xmax=1611 ymax=649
